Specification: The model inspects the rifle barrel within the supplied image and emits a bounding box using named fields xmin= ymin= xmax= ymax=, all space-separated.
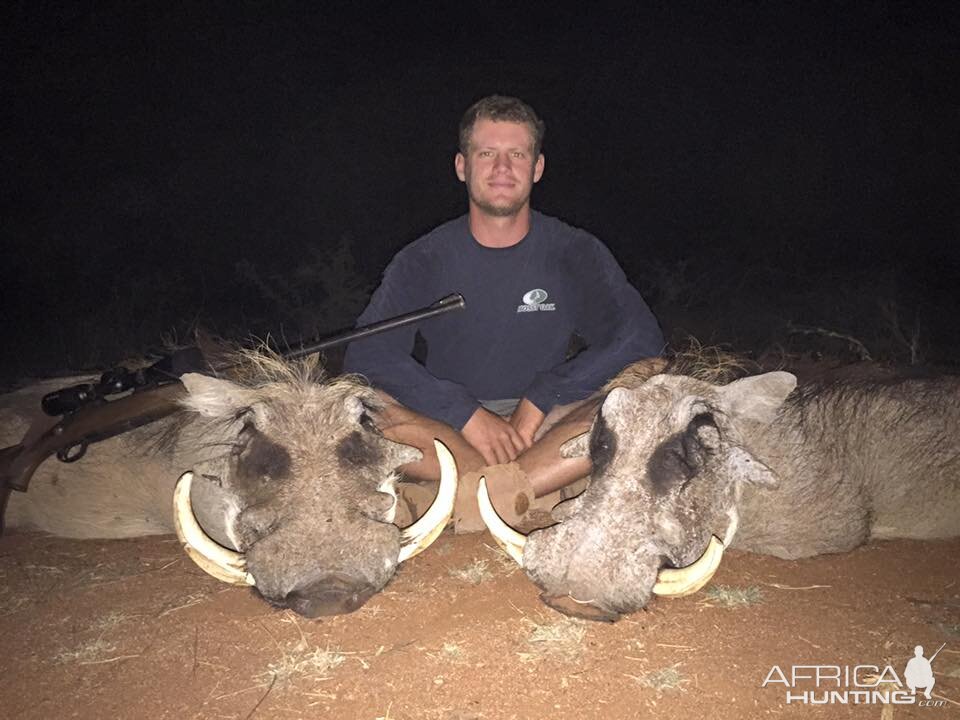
xmin=284 ymin=293 xmax=465 ymax=360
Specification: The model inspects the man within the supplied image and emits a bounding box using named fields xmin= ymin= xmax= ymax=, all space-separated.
xmin=344 ymin=95 xmax=664 ymax=531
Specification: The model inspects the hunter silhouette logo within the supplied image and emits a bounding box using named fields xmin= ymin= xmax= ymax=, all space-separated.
xmin=905 ymin=643 xmax=943 ymax=700
xmin=517 ymin=288 xmax=555 ymax=312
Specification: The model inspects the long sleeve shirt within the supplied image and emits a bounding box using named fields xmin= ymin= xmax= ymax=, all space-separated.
xmin=343 ymin=211 xmax=665 ymax=429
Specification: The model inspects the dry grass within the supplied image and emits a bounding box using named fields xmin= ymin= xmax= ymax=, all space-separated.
xmin=517 ymin=615 xmax=586 ymax=663
xmin=157 ymin=590 xmax=210 ymax=617
xmin=258 ymin=642 xmax=346 ymax=686
xmin=54 ymin=638 xmax=118 ymax=664
xmin=481 ymin=542 xmax=520 ymax=574
xmin=447 ymin=559 xmax=494 ymax=585
xmin=626 ymin=663 xmax=689 ymax=693
xmin=427 ymin=642 xmax=467 ymax=665
xmin=440 ymin=642 xmax=464 ymax=659
xmin=0 ymin=593 xmax=29 ymax=617
xmin=91 ymin=611 xmax=132 ymax=631
xmin=704 ymin=584 xmax=763 ymax=607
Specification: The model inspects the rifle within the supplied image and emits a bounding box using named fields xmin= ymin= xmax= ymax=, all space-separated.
xmin=0 ymin=293 xmax=465 ymax=496
xmin=928 ymin=642 xmax=946 ymax=664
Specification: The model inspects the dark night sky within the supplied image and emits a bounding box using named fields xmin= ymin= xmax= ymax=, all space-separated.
xmin=2 ymin=1 xmax=958 ymax=376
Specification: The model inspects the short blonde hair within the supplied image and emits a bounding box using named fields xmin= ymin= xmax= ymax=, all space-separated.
xmin=458 ymin=95 xmax=545 ymax=156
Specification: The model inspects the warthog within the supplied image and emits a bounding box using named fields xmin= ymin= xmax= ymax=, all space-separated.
xmin=480 ymin=363 xmax=960 ymax=621
xmin=2 ymin=354 xmax=456 ymax=616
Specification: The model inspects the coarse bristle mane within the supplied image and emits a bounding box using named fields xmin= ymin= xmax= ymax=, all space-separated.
xmin=152 ymin=348 xmax=380 ymax=454
xmin=209 ymin=347 xmax=381 ymax=410
xmin=604 ymin=339 xmax=754 ymax=392
xmin=220 ymin=346 xmax=330 ymax=387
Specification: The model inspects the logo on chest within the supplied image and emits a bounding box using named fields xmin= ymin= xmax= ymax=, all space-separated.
xmin=517 ymin=288 xmax=556 ymax=313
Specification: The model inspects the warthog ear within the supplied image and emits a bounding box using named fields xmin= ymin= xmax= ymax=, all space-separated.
xmin=600 ymin=386 xmax=636 ymax=420
xmin=301 ymin=352 xmax=321 ymax=372
xmin=719 ymin=372 xmax=796 ymax=424
xmin=560 ymin=432 xmax=590 ymax=458
xmin=181 ymin=373 xmax=257 ymax=418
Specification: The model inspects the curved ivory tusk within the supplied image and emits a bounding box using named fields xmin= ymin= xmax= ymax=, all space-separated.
xmin=651 ymin=535 xmax=724 ymax=597
xmin=397 ymin=439 xmax=458 ymax=563
xmin=174 ymin=471 xmax=255 ymax=586
xmin=477 ymin=477 xmax=527 ymax=566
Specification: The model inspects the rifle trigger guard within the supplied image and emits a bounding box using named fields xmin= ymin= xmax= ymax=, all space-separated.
xmin=57 ymin=441 xmax=88 ymax=464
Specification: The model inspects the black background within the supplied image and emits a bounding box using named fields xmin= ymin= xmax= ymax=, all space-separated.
xmin=3 ymin=1 xmax=958 ymax=380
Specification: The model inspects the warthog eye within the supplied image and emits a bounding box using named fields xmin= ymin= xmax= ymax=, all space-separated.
xmin=588 ymin=414 xmax=617 ymax=477
xmin=648 ymin=413 xmax=720 ymax=492
xmin=337 ymin=430 xmax=385 ymax=468
xmin=233 ymin=407 xmax=254 ymax=422
xmin=685 ymin=413 xmax=721 ymax=453
xmin=678 ymin=413 xmax=720 ymax=471
xmin=232 ymin=424 xmax=292 ymax=486
xmin=231 ymin=421 xmax=255 ymax=455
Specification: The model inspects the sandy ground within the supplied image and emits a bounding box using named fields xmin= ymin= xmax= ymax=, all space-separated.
xmin=0 ymin=529 xmax=957 ymax=720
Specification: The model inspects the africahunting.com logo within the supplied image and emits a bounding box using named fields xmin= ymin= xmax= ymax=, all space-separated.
xmin=762 ymin=643 xmax=947 ymax=707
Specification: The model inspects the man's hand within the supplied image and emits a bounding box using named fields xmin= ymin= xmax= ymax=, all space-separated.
xmin=509 ymin=398 xmax=546 ymax=449
xmin=462 ymin=407 xmax=526 ymax=465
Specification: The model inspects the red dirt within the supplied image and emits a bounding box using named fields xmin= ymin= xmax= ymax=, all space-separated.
xmin=1 ymin=530 xmax=957 ymax=719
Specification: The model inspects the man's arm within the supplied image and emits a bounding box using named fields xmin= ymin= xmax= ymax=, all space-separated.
xmin=345 ymin=247 xmax=529 ymax=464
xmin=522 ymin=237 xmax=665 ymax=414
xmin=508 ymin=397 xmax=545 ymax=448
xmin=463 ymin=407 xmax=526 ymax=464
xmin=343 ymin=249 xmax=481 ymax=430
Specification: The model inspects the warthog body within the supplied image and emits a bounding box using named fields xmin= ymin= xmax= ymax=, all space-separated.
xmin=514 ymin=366 xmax=960 ymax=620
xmin=2 ymin=355 xmax=432 ymax=616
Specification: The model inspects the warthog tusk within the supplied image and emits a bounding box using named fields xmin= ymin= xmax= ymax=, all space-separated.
xmin=652 ymin=535 xmax=724 ymax=597
xmin=477 ymin=477 xmax=527 ymax=566
xmin=722 ymin=510 xmax=739 ymax=547
xmin=174 ymin=471 xmax=255 ymax=586
xmin=397 ymin=439 xmax=458 ymax=563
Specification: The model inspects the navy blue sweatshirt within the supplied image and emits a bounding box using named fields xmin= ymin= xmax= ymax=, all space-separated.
xmin=343 ymin=211 xmax=664 ymax=429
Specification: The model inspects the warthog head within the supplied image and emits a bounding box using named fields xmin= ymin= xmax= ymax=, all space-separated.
xmin=168 ymin=354 xmax=456 ymax=617
xmin=480 ymin=370 xmax=796 ymax=621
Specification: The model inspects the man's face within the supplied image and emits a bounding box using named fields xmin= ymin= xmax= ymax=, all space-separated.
xmin=455 ymin=119 xmax=545 ymax=218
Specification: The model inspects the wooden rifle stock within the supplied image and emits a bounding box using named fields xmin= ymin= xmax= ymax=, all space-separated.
xmin=1 ymin=382 xmax=186 ymax=493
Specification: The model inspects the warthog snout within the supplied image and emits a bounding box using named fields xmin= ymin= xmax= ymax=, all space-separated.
xmin=264 ymin=573 xmax=379 ymax=617
xmin=538 ymin=593 xmax=624 ymax=623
